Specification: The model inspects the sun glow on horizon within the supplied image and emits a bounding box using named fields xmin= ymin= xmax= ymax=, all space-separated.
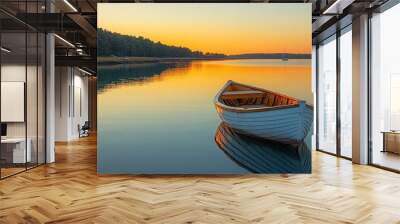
xmin=98 ymin=3 xmax=311 ymax=55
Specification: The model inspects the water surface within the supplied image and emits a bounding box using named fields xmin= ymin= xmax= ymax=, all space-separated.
xmin=98 ymin=59 xmax=312 ymax=174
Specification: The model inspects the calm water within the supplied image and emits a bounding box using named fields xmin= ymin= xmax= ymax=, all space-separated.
xmin=98 ymin=59 xmax=312 ymax=174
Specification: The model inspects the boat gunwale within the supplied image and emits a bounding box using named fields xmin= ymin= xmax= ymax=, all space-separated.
xmin=214 ymin=80 xmax=312 ymax=113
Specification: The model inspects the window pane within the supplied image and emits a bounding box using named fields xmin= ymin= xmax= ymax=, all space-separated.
xmin=27 ymin=31 xmax=38 ymax=169
xmin=1 ymin=31 xmax=27 ymax=178
xmin=340 ymin=29 xmax=352 ymax=158
xmin=318 ymin=37 xmax=337 ymax=154
xmin=371 ymin=4 xmax=400 ymax=171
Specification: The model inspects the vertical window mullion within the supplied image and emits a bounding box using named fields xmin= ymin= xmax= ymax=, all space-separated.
xmin=336 ymin=29 xmax=341 ymax=157
xmin=25 ymin=0 xmax=28 ymax=171
xmin=367 ymin=11 xmax=373 ymax=165
xmin=0 ymin=24 xmax=2 ymax=179
xmin=316 ymin=45 xmax=320 ymax=150
xmin=36 ymin=0 xmax=39 ymax=167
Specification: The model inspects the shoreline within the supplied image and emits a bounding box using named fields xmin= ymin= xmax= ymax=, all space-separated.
xmin=98 ymin=57 xmax=226 ymax=65
xmin=98 ymin=56 xmax=311 ymax=65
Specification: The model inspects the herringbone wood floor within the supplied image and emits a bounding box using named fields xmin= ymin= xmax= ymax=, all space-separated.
xmin=1 ymin=135 xmax=400 ymax=224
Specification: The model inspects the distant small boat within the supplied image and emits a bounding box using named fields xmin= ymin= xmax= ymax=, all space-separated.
xmin=214 ymin=80 xmax=313 ymax=144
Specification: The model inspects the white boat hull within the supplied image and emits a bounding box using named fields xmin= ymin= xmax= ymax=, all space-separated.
xmin=216 ymin=103 xmax=313 ymax=144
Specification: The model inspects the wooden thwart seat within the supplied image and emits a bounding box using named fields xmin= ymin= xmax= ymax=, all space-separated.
xmin=221 ymin=90 xmax=265 ymax=100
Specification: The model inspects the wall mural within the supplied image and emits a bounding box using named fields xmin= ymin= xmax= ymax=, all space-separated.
xmin=97 ymin=3 xmax=313 ymax=174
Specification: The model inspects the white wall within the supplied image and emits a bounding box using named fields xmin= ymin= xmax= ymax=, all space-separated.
xmin=55 ymin=66 xmax=70 ymax=141
xmin=55 ymin=67 xmax=89 ymax=141
xmin=72 ymin=73 xmax=89 ymax=138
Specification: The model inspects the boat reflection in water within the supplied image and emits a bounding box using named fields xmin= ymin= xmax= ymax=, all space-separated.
xmin=215 ymin=122 xmax=311 ymax=173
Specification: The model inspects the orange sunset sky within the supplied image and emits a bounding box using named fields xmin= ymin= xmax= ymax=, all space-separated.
xmin=98 ymin=3 xmax=311 ymax=55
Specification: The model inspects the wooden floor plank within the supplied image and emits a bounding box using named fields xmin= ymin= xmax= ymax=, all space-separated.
xmin=0 ymin=135 xmax=400 ymax=223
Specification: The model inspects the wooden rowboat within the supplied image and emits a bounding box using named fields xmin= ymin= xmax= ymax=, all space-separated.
xmin=214 ymin=80 xmax=313 ymax=144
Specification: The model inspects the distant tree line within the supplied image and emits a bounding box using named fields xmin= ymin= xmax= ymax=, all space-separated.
xmin=98 ymin=28 xmax=311 ymax=59
xmin=98 ymin=28 xmax=226 ymax=58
